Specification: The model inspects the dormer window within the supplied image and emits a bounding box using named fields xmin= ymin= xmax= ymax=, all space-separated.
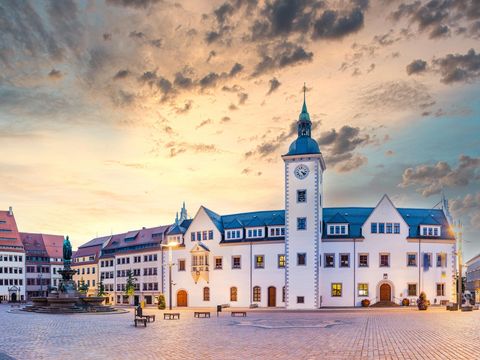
xmin=420 ymin=225 xmax=441 ymax=237
xmin=269 ymin=227 xmax=285 ymax=237
xmin=226 ymin=230 xmax=242 ymax=240
xmin=327 ymin=224 xmax=348 ymax=236
xmin=246 ymin=228 xmax=264 ymax=239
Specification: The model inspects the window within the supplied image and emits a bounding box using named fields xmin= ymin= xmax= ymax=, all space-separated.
xmin=178 ymin=259 xmax=186 ymax=271
xmin=358 ymin=283 xmax=368 ymax=297
xmin=379 ymin=223 xmax=385 ymax=233
xmin=324 ymin=254 xmax=335 ymax=268
xmin=371 ymin=223 xmax=377 ymax=233
xmin=380 ymin=253 xmax=390 ymax=267
xmin=297 ymin=296 xmax=304 ymax=304
xmin=255 ymin=255 xmax=265 ymax=269
xmin=436 ymin=253 xmax=447 ymax=267
xmin=208 ymin=230 xmax=213 ymax=240
xmin=203 ymin=231 xmax=207 ymax=240
xmin=278 ymin=254 xmax=285 ymax=268
xmin=232 ymin=256 xmax=241 ymax=269
xmin=331 ymin=283 xmax=342 ymax=297
xmin=297 ymin=253 xmax=306 ymax=266
xmin=359 ymin=254 xmax=369 ymax=267
xmin=297 ymin=190 xmax=306 ymax=203
xmin=253 ymin=286 xmax=261 ymax=302
xmin=191 ymin=233 xmax=195 ymax=241
xmin=408 ymin=283 xmax=417 ymax=297
xmin=436 ymin=283 xmax=445 ymax=296
xmin=197 ymin=231 xmax=201 ymax=240
xmin=423 ymin=253 xmax=432 ymax=268
xmin=340 ymin=254 xmax=350 ymax=267
xmin=407 ymin=253 xmax=417 ymax=267
xmin=297 ymin=217 xmax=306 ymax=230
xmin=386 ymin=223 xmax=392 ymax=234
xmin=230 ymin=287 xmax=238 ymax=302
xmin=394 ymin=223 xmax=400 ymax=234
xmin=214 ymin=257 xmax=223 ymax=270
xmin=203 ymin=287 xmax=210 ymax=301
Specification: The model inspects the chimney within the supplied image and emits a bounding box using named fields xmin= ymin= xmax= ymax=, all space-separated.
xmin=8 ymin=206 xmax=13 ymax=216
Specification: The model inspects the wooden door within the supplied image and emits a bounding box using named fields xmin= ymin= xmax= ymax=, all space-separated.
xmin=268 ymin=286 xmax=276 ymax=307
xmin=177 ymin=290 xmax=188 ymax=307
xmin=380 ymin=284 xmax=391 ymax=301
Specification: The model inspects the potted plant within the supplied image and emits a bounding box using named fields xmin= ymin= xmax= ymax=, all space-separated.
xmin=402 ymin=298 xmax=410 ymax=306
xmin=157 ymin=294 xmax=166 ymax=310
xmin=361 ymin=299 xmax=370 ymax=307
xmin=417 ymin=292 xmax=428 ymax=310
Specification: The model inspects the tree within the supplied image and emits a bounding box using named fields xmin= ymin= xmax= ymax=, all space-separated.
xmin=157 ymin=293 xmax=166 ymax=310
xmin=97 ymin=279 xmax=106 ymax=297
xmin=78 ymin=278 xmax=89 ymax=294
xmin=125 ymin=270 xmax=136 ymax=300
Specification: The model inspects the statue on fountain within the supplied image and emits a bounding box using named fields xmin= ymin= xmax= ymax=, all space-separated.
xmin=63 ymin=236 xmax=73 ymax=268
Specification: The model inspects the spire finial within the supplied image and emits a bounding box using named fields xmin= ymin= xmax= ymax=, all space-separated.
xmin=303 ymin=82 xmax=306 ymax=103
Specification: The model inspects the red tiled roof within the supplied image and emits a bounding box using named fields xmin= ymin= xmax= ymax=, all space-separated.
xmin=103 ymin=225 xmax=171 ymax=252
xmin=73 ymin=244 xmax=102 ymax=260
xmin=20 ymin=232 xmax=64 ymax=258
xmin=0 ymin=210 xmax=25 ymax=252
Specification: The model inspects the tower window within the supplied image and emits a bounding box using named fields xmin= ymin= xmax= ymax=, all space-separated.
xmin=297 ymin=217 xmax=307 ymax=230
xmin=297 ymin=253 xmax=306 ymax=266
xmin=297 ymin=190 xmax=307 ymax=203
xmin=297 ymin=296 xmax=304 ymax=304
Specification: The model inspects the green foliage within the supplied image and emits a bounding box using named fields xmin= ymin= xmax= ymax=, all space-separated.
xmin=157 ymin=294 xmax=166 ymax=310
xmin=125 ymin=269 xmax=136 ymax=297
xmin=97 ymin=280 xmax=106 ymax=297
xmin=78 ymin=278 xmax=89 ymax=294
xmin=417 ymin=291 xmax=428 ymax=310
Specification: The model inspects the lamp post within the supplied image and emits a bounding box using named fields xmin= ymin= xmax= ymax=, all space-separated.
xmin=161 ymin=240 xmax=178 ymax=310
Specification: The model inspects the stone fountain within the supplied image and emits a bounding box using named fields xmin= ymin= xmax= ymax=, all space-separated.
xmin=24 ymin=236 xmax=117 ymax=314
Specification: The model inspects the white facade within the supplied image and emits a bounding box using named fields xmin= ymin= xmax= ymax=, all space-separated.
xmin=0 ymin=252 xmax=26 ymax=302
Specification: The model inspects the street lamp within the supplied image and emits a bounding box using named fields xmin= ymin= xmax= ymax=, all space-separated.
xmin=38 ymin=273 xmax=43 ymax=297
xmin=161 ymin=239 xmax=179 ymax=310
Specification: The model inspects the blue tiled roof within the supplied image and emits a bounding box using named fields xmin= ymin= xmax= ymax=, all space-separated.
xmin=201 ymin=206 xmax=453 ymax=241
xmin=323 ymin=207 xmax=372 ymax=239
xmin=167 ymin=224 xmax=183 ymax=235
xmin=286 ymin=136 xmax=320 ymax=156
xmin=397 ymin=208 xmax=454 ymax=240
xmin=325 ymin=212 xmax=349 ymax=224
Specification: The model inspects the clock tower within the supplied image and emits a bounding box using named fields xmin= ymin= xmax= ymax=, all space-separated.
xmin=282 ymin=87 xmax=326 ymax=309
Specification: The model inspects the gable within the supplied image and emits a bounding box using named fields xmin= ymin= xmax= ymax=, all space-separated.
xmin=362 ymin=194 xmax=409 ymax=236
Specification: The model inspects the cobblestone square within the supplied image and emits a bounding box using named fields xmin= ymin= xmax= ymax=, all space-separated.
xmin=1 ymin=305 xmax=479 ymax=360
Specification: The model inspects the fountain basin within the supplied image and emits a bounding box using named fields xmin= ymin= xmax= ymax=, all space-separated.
xmin=80 ymin=297 xmax=105 ymax=306
xmin=31 ymin=297 xmax=49 ymax=307
xmin=48 ymin=297 xmax=79 ymax=308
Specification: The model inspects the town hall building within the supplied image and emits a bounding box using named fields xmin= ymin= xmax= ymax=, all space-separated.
xmin=74 ymin=95 xmax=457 ymax=309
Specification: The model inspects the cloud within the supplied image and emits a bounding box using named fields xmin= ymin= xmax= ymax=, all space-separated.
xmin=253 ymin=42 xmax=313 ymax=76
xmin=400 ymin=155 xmax=480 ymax=197
xmin=449 ymin=193 xmax=480 ymax=229
xmin=406 ymin=59 xmax=427 ymax=75
xmin=221 ymin=116 xmax=231 ymax=123
xmin=196 ymin=118 xmax=213 ymax=129
xmin=229 ymin=62 xmax=244 ymax=77
xmin=237 ymin=92 xmax=248 ymax=105
xmin=48 ymin=69 xmax=63 ymax=80
xmin=167 ymin=142 xmax=219 ymax=157
xmin=199 ymin=72 xmax=220 ymax=89
xmin=106 ymin=0 xmax=161 ymax=9
xmin=312 ymin=8 xmax=365 ymax=40
xmin=129 ymin=30 xmax=146 ymax=39
xmin=358 ymin=80 xmax=434 ymax=111
xmin=113 ymin=69 xmax=130 ymax=80
xmin=429 ymin=24 xmax=450 ymax=38
xmin=175 ymin=100 xmax=192 ymax=114
xmin=432 ymin=49 xmax=480 ymax=84
xmin=174 ymin=72 xmax=194 ymax=89
xmin=317 ymin=125 xmax=372 ymax=172
xmin=267 ymin=77 xmax=281 ymax=94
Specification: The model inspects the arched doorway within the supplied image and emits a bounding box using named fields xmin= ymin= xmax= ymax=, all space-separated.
xmin=10 ymin=292 xmax=17 ymax=303
xmin=380 ymin=283 xmax=391 ymax=301
xmin=268 ymin=286 xmax=276 ymax=307
xmin=177 ymin=290 xmax=188 ymax=307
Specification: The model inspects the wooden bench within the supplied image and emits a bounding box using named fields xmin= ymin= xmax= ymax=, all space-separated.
xmin=194 ymin=311 xmax=210 ymax=318
xmin=134 ymin=318 xmax=147 ymax=327
xmin=231 ymin=311 xmax=247 ymax=317
xmin=164 ymin=313 xmax=180 ymax=320
xmin=135 ymin=306 xmax=156 ymax=322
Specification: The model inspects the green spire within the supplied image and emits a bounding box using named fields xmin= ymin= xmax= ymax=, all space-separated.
xmin=299 ymin=82 xmax=310 ymax=122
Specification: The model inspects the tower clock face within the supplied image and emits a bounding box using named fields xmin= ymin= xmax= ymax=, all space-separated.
xmin=294 ymin=164 xmax=309 ymax=179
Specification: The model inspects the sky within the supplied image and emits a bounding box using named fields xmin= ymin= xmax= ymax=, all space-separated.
xmin=0 ymin=0 xmax=479 ymax=258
